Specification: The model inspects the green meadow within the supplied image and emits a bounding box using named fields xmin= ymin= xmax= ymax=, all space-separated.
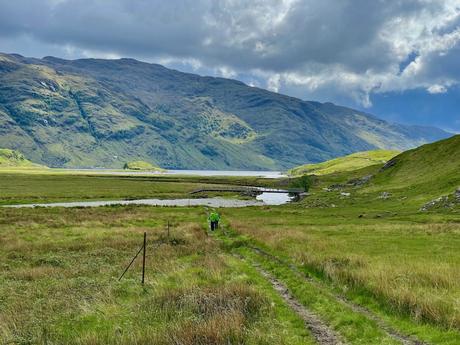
xmin=1 ymin=136 xmax=459 ymax=344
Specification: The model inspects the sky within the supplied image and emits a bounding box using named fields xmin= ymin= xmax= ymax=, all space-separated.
xmin=0 ymin=0 xmax=459 ymax=132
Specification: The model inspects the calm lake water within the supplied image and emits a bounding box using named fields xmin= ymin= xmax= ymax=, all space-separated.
xmin=61 ymin=169 xmax=287 ymax=179
xmin=166 ymin=170 xmax=286 ymax=178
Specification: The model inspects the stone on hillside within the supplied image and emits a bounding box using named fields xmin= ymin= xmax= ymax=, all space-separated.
xmin=379 ymin=192 xmax=391 ymax=199
xmin=329 ymin=184 xmax=344 ymax=191
xmin=347 ymin=174 xmax=373 ymax=186
xmin=340 ymin=192 xmax=351 ymax=197
xmin=380 ymin=158 xmax=398 ymax=171
xmin=420 ymin=188 xmax=460 ymax=211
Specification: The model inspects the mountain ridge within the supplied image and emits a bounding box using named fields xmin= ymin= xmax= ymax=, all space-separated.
xmin=0 ymin=52 xmax=451 ymax=169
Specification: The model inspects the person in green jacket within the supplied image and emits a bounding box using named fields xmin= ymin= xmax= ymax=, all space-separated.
xmin=208 ymin=211 xmax=221 ymax=231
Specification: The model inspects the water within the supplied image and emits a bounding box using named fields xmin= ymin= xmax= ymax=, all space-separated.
xmin=4 ymin=197 xmax=260 ymax=209
xmin=58 ymin=169 xmax=286 ymax=179
xmin=166 ymin=170 xmax=286 ymax=179
xmin=256 ymin=192 xmax=294 ymax=205
xmin=3 ymin=192 xmax=294 ymax=209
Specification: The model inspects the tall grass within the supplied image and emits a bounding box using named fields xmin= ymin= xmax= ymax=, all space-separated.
xmin=0 ymin=206 xmax=311 ymax=345
xmin=227 ymin=215 xmax=460 ymax=330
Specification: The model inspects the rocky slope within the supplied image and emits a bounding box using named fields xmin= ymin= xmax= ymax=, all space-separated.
xmin=0 ymin=53 xmax=451 ymax=169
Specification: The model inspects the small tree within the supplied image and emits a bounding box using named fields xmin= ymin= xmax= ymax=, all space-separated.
xmin=289 ymin=174 xmax=312 ymax=192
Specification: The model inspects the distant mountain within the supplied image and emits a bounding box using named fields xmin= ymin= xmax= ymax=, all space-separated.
xmin=0 ymin=53 xmax=451 ymax=169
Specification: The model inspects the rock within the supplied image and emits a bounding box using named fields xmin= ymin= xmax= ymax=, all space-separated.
xmin=455 ymin=187 xmax=460 ymax=201
xmin=347 ymin=174 xmax=373 ymax=186
xmin=379 ymin=192 xmax=391 ymax=199
xmin=340 ymin=192 xmax=351 ymax=197
xmin=323 ymin=187 xmax=332 ymax=192
xmin=420 ymin=195 xmax=450 ymax=211
xmin=380 ymin=158 xmax=398 ymax=171
xmin=329 ymin=184 xmax=344 ymax=191
xmin=330 ymin=204 xmax=337 ymax=208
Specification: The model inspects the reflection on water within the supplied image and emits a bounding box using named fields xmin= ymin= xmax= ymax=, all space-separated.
xmin=256 ymin=192 xmax=294 ymax=205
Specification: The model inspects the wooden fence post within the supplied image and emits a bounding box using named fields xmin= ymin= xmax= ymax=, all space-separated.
xmin=142 ymin=232 xmax=146 ymax=284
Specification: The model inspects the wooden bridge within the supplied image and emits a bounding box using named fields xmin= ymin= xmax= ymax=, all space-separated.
xmin=190 ymin=187 xmax=304 ymax=195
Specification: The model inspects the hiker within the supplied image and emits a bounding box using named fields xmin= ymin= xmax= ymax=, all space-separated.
xmin=208 ymin=211 xmax=220 ymax=231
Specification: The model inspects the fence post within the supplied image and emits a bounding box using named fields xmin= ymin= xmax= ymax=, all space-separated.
xmin=142 ymin=232 xmax=146 ymax=284
xmin=167 ymin=221 xmax=170 ymax=240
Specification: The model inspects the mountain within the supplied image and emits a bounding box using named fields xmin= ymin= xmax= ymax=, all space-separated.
xmin=0 ymin=53 xmax=451 ymax=169
xmin=288 ymin=150 xmax=399 ymax=176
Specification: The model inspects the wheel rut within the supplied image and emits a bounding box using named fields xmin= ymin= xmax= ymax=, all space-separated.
xmin=251 ymin=260 xmax=346 ymax=345
xmin=249 ymin=246 xmax=429 ymax=345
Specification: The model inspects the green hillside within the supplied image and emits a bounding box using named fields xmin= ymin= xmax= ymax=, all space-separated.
xmin=0 ymin=53 xmax=450 ymax=169
xmin=0 ymin=148 xmax=41 ymax=168
xmin=371 ymin=134 xmax=460 ymax=195
xmin=289 ymin=150 xmax=399 ymax=176
xmin=124 ymin=160 xmax=165 ymax=171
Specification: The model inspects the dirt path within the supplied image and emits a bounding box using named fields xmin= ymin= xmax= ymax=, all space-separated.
xmin=245 ymin=257 xmax=346 ymax=345
xmin=259 ymin=268 xmax=346 ymax=345
xmin=249 ymin=246 xmax=428 ymax=345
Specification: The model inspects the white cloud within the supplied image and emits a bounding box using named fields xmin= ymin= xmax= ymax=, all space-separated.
xmin=217 ymin=66 xmax=237 ymax=78
xmin=267 ymin=74 xmax=281 ymax=92
xmin=427 ymin=84 xmax=448 ymax=94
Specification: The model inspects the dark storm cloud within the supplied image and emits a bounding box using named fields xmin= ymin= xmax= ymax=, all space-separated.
xmin=0 ymin=0 xmax=459 ymax=108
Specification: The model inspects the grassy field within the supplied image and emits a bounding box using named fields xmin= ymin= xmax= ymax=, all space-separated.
xmin=0 ymin=170 xmax=290 ymax=205
xmin=1 ymin=139 xmax=459 ymax=344
xmin=0 ymin=206 xmax=315 ymax=345
xmin=220 ymin=206 xmax=460 ymax=343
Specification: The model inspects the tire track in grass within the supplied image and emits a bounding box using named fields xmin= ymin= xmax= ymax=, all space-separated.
xmin=253 ymin=261 xmax=347 ymax=345
xmin=249 ymin=245 xmax=429 ymax=345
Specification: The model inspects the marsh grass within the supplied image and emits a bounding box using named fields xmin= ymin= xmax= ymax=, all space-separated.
xmin=0 ymin=206 xmax=313 ymax=345
xmin=226 ymin=211 xmax=460 ymax=333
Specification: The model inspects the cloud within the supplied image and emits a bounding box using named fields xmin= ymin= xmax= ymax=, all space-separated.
xmin=427 ymin=84 xmax=448 ymax=94
xmin=0 ymin=0 xmax=460 ymax=108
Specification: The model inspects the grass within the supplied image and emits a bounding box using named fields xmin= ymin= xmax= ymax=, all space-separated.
xmin=0 ymin=149 xmax=43 ymax=168
xmin=0 ymin=206 xmax=315 ymax=345
xmin=217 ymin=205 xmax=460 ymax=342
xmin=123 ymin=160 xmax=165 ymax=171
xmin=0 ymin=171 xmax=290 ymax=205
xmin=1 ymin=137 xmax=459 ymax=344
xmin=288 ymin=149 xmax=399 ymax=176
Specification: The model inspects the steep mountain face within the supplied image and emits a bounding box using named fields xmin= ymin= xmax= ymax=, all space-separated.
xmin=0 ymin=53 xmax=451 ymax=169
